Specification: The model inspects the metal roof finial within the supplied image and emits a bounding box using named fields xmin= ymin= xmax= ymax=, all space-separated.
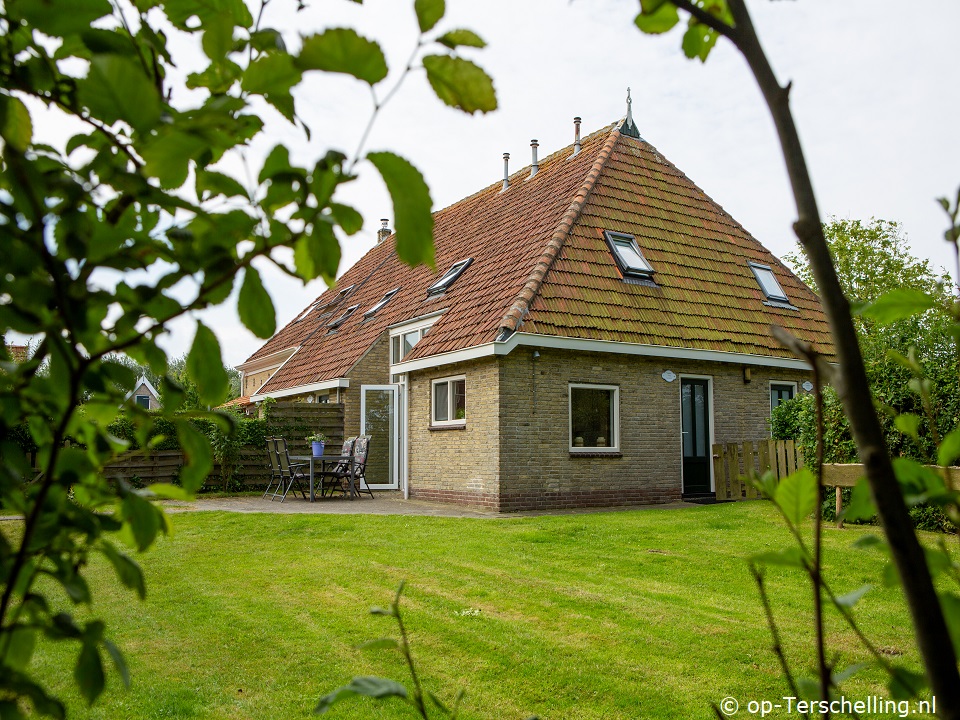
xmin=619 ymin=87 xmax=641 ymax=139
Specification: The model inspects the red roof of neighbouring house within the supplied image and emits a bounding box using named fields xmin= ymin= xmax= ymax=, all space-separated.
xmin=247 ymin=123 xmax=834 ymax=394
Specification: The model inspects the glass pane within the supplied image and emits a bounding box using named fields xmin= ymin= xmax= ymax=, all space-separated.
xmin=391 ymin=335 xmax=400 ymax=363
xmin=363 ymin=390 xmax=395 ymax=486
xmin=453 ymin=379 xmax=465 ymax=421
xmin=571 ymin=387 xmax=612 ymax=448
xmin=613 ymin=238 xmax=652 ymax=272
xmin=402 ymin=331 xmax=418 ymax=359
xmin=694 ymin=384 xmax=706 ymax=456
xmin=434 ymin=382 xmax=449 ymax=422
xmin=755 ymin=267 xmax=787 ymax=300
xmin=136 ymin=395 xmax=150 ymax=409
xmin=681 ymin=384 xmax=693 ymax=457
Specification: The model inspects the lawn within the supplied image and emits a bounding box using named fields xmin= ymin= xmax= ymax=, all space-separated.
xmin=21 ymin=501 xmax=935 ymax=719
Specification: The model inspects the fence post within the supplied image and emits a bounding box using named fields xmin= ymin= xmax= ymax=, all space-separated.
xmin=836 ymin=486 xmax=844 ymax=529
xmin=713 ymin=444 xmax=726 ymax=500
xmin=742 ymin=441 xmax=756 ymax=499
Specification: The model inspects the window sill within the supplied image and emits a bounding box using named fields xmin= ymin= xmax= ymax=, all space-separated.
xmin=569 ymin=450 xmax=622 ymax=458
xmin=429 ymin=423 xmax=466 ymax=432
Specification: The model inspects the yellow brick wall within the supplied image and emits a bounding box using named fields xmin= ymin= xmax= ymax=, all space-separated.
xmin=243 ymin=368 xmax=277 ymax=396
xmin=342 ymin=334 xmax=391 ymax=439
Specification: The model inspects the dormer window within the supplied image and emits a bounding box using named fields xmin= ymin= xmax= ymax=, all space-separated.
xmin=749 ymin=263 xmax=789 ymax=303
xmin=604 ymin=231 xmax=654 ymax=280
xmin=364 ymin=288 xmax=400 ymax=319
xmin=327 ymin=304 xmax=359 ymax=331
xmin=427 ymin=259 xmax=472 ymax=297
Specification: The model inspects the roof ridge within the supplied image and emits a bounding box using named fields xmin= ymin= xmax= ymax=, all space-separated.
xmin=497 ymin=128 xmax=621 ymax=336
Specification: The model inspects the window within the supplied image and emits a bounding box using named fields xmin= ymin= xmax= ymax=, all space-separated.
xmin=569 ymin=384 xmax=619 ymax=452
xmin=135 ymin=395 xmax=150 ymax=409
xmin=604 ymin=231 xmax=654 ymax=280
xmin=432 ymin=376 xmax=466 ymax=426
xmin=322 ymin=285 xmax=355 ymax=311
xmin=770 ymin=383 xmax=796 ymax=413
xmin=427 ymin=259 xmax=472 ymax=297
xmin=391 ymin=326 xmax=430 ymax=363
xmin=327 ymin=304 xmax=359 ymax=330
xmin=749 ymin=263 xmax=789 ymax=303
xmin=364 ymin=288 xmax=400 ymax=319
xmin=294 ymin=302 xmax=319 ymax=322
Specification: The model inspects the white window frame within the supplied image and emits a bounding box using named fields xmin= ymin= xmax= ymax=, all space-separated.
xmin=769 ymin=381 xmax=797 ymax=413
xmin=389 ymin=316 xmax=440 ymax=364
xmin=431 ymin=375 xmax=466 ymax=427
xmin=364 ymin=288 xmax=400 ymax=319
xmin=568 ymin=383 xmax=620 ymax=452
xmin=328 ymin=304 xmax=359 ymax=330
xmin=749 ymin=262 xmax=789 ymax=303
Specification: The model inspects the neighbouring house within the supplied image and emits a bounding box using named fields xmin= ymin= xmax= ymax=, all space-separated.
xmin=238 ymin=110 xmax=835 ymax=512
xmin=124 ymin=375 xmax=162 ymax=410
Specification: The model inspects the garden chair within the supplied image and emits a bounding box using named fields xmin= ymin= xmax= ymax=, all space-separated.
xmin=351 ymin=435 xmax=374 ymax=499
xmin=262 ymin=437 xmax=284 ymax=500
xmin=274 ymin=437 xmax=307 ymax=502
xmin=317 ymin=437 xmax=355 ymax=497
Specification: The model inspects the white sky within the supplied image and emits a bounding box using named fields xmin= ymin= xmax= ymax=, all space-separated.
xmin=13 ymin=0 xmax=960 ymax=368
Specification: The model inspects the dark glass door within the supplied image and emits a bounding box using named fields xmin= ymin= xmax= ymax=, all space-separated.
xmin=681 ymin=378 xmax=711 ymax=494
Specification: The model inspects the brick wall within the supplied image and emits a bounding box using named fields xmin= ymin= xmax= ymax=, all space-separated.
xmin=407 ymin=358 xmax=501 ymax=510
xmin=342 ymin=333 xmax=390 ymax=438
xmin=407 ymin=348 xmax=810 ymax=512
xmin=243 ymin=367 xmax=277 ymax=396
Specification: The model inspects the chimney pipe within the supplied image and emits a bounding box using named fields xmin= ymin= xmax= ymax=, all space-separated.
xmin=502 ymin=152 xmax=510 ymax=191
xmin=377 ymin=218 xmax=391 ymax=243
xmin=529 ymin=139 xmax=539 ymax=178
xmin=573 ymin=117 xmax=582 ymax=155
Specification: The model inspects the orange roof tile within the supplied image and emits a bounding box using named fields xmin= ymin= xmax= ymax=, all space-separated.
xmin=246 ymin=123 xmax=833 ymax=394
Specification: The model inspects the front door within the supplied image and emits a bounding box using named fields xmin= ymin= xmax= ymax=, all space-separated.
xmin=360 ymin=385 xmax=399 ymax=490
xmin=681 ymin=378 xmax=712 ymax=495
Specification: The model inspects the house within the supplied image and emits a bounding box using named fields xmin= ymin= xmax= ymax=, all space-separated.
xmin=124 ymin=375 xmax=162 ymax=410
xmin=238 ymin=111 xmax=834 ymax=512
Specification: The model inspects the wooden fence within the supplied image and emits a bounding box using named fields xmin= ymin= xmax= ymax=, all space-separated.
xmin=714 ymin=439 xmax=960 ymax=503
xmin=102 ymin=401 xmax=345 ymax=490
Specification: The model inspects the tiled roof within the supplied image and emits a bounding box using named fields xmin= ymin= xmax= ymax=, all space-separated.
xmin=246 ymin=124 xmax=834 ymax=394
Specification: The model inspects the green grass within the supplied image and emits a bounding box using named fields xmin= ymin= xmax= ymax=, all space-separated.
xmin=20 ymin=501 xmax=938 ymax=719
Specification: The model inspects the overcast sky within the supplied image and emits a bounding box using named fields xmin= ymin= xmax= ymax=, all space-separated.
xmin=16 ymin=1 xmax=960 ymax=368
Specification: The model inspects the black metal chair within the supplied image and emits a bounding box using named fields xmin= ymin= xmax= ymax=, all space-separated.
xmin=351 ymin=435 xmax=374 ymax=499
xmin=274 ymin=437 xmax=307 ymax=502
xmin=262 ymin=437 xmax=284 ymax=500
xmin=318 ymin=437 xmax=355 ymax=497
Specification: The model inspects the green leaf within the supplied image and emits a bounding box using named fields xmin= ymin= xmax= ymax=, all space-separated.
xmin=0 ymin=95 xmax=33 ymax=152
xmin=11 ymin=0 xmax=111 ymax=38
xmin=202 ymin=20 xmax=234 ymax=62
xmin=422 ymin=55 xmax=497 ymax=114
xmin=940 ymin=591 xmax=960 ymax=657
xmin=103 ymin=639 xmax=131 ymax=688
xmin=294 ymin=221 xmax=341 ymax=283
xmin=142 ymin=131 xmax=207 ymax=189
xmin=834 ymin=584 xmax=871 ymax=608
xmin=186 ymin=322 xmax=229 ymax=406
xmin=296 ymin=29 xmax=388 ymax=85
xmin=369 ymin=606 xmax=397 ymax=617
xmin=176 ymin=420 xmax=214 ymax=493
xmin=315 ymin=677 xmax=409 ymax=714
xmin=893 ymin=413 xmax=921 ymax=442
xmin=414 ymin=0 xmax=445 ymax=33
xmin=100 ymin=541 xmax=146 ymax=599
xmin=6 ymin=626 xmax=37 ymax=671
xmin=197 ymin=170 xmax=248 ymax=200
xmin=238 ymin=267 xmax=277 ymax=339
xmin=843 ymin=476 xmax=876 ymax=522
xmin=681 ymin=22 xmax=718 ymax=62
xmin=77 ymin=55 xmax=161 ymax=133
xmin=749 ymin=547 xmax=806 ymax=568
xmin=242 ymin=52 xmax=301 ymax=101
xmin=330 ymin=203 xmax=363 ymax=235
xmin=259 ymin=145 xmax=295 ymax=183
xmin=634 ymin=3 xmax=680 ymax=34
xmin=74 ymin=642 xmax=105 ymax=706
xmin=938 ymin=427 xmax=960 ymax=467
xmin=367 ymin=151 xmax=435 ymax=267
xmin=356 ymin=638 xmax=399 ymax=651
xmin=121 ymin=491 xmax=162 ymax=552
xmin=436 ymin=29 xmax=486 ymax=50
xmin=851 ymin=533 xmax=886 ymax=552
xmin=774 ymin=467 xmax=817 ymax=526
xmin=887 ymin=666 xmax=926 ymax=700
xmin=859 ymin=288 xmax=937 ymax=325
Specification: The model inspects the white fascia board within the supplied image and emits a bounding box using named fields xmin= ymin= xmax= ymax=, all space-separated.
xmin=236 ymin=346 xmax=298 ymax=373
xmin=390 ymin=332 xmax=812 ymax=374
xmin=250 ymin=377 xmax=349 ymax=402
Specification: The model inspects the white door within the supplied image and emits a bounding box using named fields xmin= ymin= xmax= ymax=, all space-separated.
xmin=360 ymin=385 xmax=399 ymax=490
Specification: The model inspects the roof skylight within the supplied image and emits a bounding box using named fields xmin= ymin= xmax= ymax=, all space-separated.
xmin=427 ymin=259 xmax=472 ymax=297
xmin=323 ymin=284 xmax=355 ymax=310
xmin=603 ymin=231 xmax=655 ymax=280
xmin=364 ymin=288 xmax=400 ymax=319
xmin=749 ymin=263 xmax=789 ymax=303
xmin=327 ymin=304 xmax=359 ymax=330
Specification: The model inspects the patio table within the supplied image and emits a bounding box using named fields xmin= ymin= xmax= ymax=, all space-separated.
xmin=289 ymin=455 xmax=359 ymax=501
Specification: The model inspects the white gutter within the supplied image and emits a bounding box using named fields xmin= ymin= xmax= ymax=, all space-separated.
xmin=390 ymin=332 xmax=813 ymax=374
xmin=250 ymin=377 xmax=350 ymax=402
